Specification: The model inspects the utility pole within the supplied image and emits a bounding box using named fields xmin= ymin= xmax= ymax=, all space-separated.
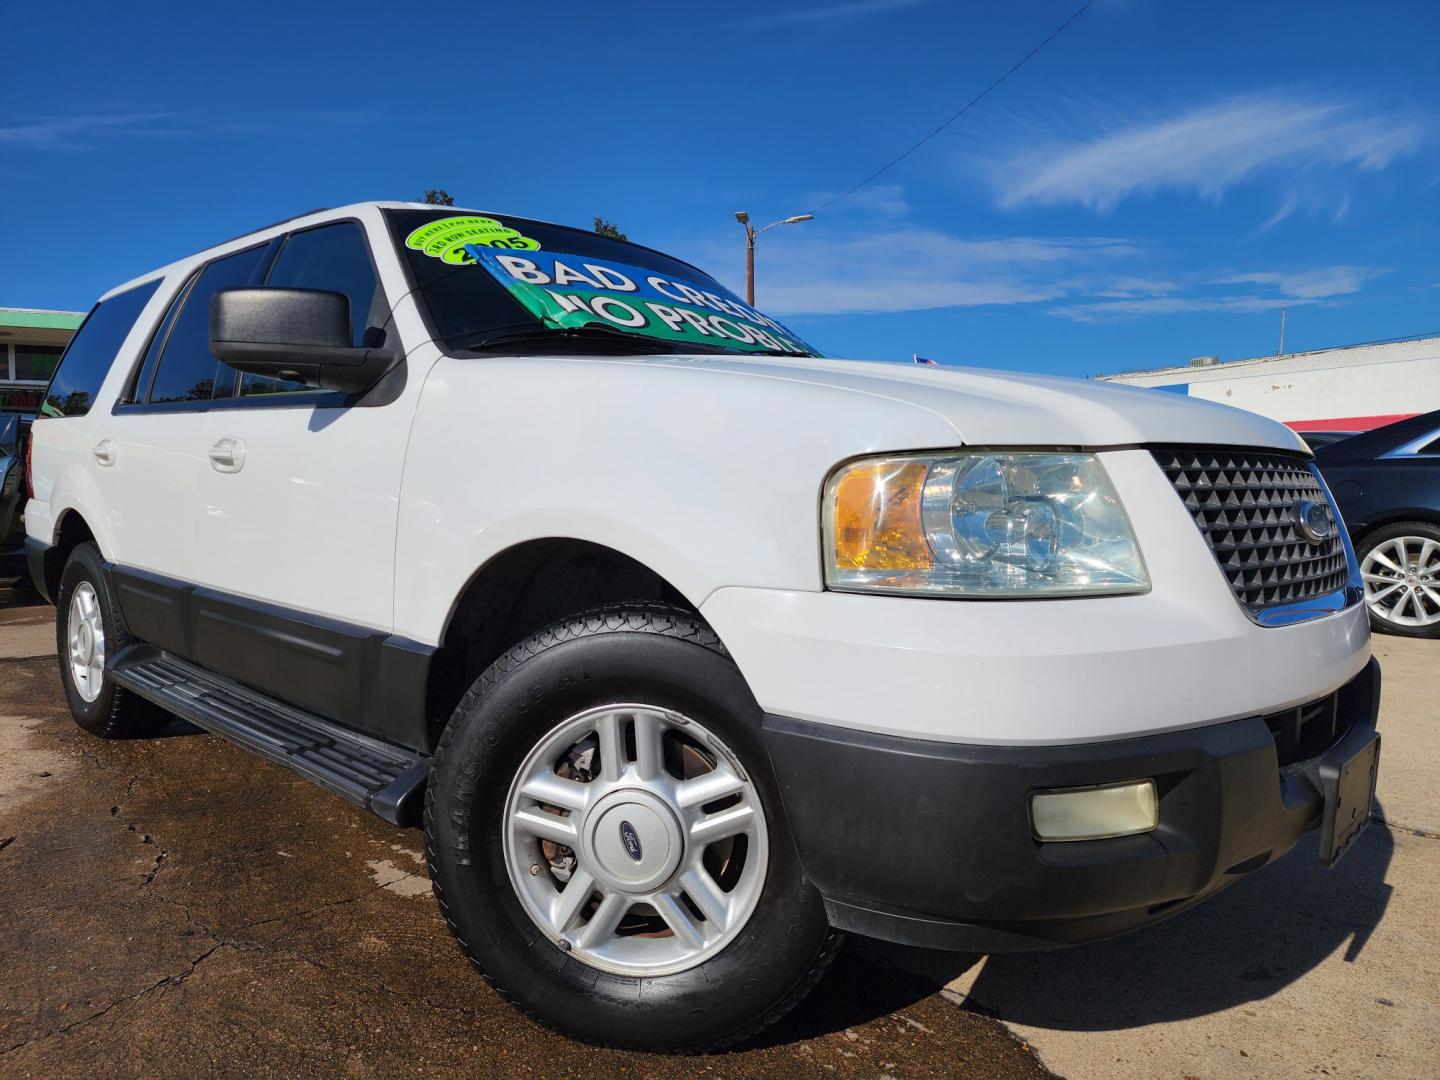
xmin=734 ymin=211 xmax=813 ymax=306
xmin=1278 ymin=305 xmax=1287 ymax=356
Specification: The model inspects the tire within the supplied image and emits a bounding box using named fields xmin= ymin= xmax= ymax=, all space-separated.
xmin=1357 ymin=521 xmax=1440 ymax=638
xmin=55 ymin=542 xmax=166 ymax=737
xmin=425 ymin=603 xmax=840 ymax=1052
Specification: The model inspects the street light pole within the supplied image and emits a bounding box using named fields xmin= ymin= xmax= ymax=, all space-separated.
xmin=734 ymin=211 xmax=812 ymax=306
xmin=740 ymin=217 xmax=756 ymax=306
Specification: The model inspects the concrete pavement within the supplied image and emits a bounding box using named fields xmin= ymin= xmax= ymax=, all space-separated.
xmin=0 ymin=596 xmax=51 ymax=660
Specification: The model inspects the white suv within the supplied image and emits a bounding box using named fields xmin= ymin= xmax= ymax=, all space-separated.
xmin=26 ymin=203 xmax=1381 ymax=1051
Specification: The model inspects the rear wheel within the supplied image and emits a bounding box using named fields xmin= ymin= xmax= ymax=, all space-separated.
xmin=56 ymin=542 xmax=166 ymax=737
xmin=1358 ymin=522 xmax=1440 ymax=638
xmin=425 ymin=604 xmax=839 ymax=1052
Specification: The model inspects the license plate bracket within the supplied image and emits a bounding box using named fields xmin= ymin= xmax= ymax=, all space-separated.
xmin=1317 ymin=732 xmax=1380 ymax=868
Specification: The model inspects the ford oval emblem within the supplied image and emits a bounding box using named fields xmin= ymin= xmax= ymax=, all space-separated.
xmin=619 ymin=820 xmax=643 ymax=862
xmin=1293 ymin=499 xmax=1333 ymax=544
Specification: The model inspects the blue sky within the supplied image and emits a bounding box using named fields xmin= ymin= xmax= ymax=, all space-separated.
xmin=2 ymin=0 xmax=1437 ymax=378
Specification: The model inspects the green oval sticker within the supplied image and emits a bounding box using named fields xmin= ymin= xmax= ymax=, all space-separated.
xmin=405 ymin=216 xmax=539 ymax=264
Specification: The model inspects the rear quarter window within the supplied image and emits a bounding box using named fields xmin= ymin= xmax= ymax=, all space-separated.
xmin=42 ymin=279 xmax=162 ymax=418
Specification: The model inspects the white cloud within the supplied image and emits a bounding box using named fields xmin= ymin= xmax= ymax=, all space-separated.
xmin=754 ymin=0 xmax=930 ymax=26
xmin=1052 ymin=295 xmax=1303 ymax=322
xmin=1052 ymin=263 xmax=1382 ymax=322
xmin=982 ymin=92 xmax=1425 ymax=211
xmin=669 ymin=180 xmax=1381 ymax=323
xmin=676 ymin=223 xmax=1142 ymax=316
xmin=1255 ymin=191 xmax=1299 ymax=234
xmin=0 ymin=109 xmax=376 ymax=150
xmin=0 ymin=112 xmax=178 ymax=148
xmin=1219 ymin=266 xmax=1379 ymax=299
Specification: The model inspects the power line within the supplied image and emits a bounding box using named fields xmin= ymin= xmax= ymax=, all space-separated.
xmin=813 ymin=1 xmax=1094 ymax=214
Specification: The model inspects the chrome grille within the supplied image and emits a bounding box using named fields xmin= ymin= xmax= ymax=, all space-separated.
xmin=1152 ymin=448 xmax=1349 ymax=612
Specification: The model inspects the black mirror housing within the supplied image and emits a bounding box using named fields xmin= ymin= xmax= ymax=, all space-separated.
xmin=210 ymin=288 xmax=396 ymax=395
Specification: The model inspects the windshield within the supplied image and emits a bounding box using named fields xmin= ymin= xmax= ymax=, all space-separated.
xmin=385 ymin=209 xmax=817 ymax=357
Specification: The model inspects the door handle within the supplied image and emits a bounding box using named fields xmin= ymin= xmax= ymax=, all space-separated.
xmin=208 ymin=437 xmax=247 ymax=474
xmin=92 ymin=439 xmax=117 ymax=467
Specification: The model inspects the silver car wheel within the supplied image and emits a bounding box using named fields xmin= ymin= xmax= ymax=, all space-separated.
xmin=67 ymin=581 xmax=107 ymax=703
xmin=1362 ymin=536 xmax=1440 ymax=628
xmin=502 ymin=703 xmax=769 ymax=978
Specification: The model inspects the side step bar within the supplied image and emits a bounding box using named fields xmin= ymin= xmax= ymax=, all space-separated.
xmin=110 ymin=645 xmax=430 ymax=826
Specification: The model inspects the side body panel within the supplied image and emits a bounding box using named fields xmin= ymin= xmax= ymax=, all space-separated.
xmin=1317 ymin=457 xmax=1440 ymax=537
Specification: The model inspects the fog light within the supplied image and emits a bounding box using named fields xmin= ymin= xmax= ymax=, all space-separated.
xmin=1030 ymin=780 xmax=1158 ymax=842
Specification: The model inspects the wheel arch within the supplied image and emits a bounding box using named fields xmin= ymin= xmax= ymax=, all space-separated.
xmin=423 ymin=537 xmax=721 ymax=749
xmin=1351 ymin=509 xmax=1440 ymax=549
xmin=38 ymin=508 xmax=102 ymax=601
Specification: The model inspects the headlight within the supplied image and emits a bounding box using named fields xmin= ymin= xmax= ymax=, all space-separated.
xmin=823 ymin=451 xmax=1148 ymax=597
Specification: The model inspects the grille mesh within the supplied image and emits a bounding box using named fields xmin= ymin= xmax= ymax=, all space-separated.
xmin=1263 ymin=693 xmax=1346 ymax=768
xmin=1152 ymin=448 xmax=1349 ymax=612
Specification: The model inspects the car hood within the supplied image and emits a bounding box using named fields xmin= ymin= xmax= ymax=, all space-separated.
xmin=623 ymin=354 xmax=1307 ymax=452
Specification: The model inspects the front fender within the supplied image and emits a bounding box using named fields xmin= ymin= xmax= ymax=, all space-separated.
xmin=391 ymin=353 xmax=958 ymax=645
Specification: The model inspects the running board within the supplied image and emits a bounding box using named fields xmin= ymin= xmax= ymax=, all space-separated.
xmin=109 ymin=645 xmax=430 ymax=825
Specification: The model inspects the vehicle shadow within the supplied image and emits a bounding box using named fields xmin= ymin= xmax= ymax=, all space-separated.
xmin=750 ymin=937 xmax=983 ymax=1048
xmin=0 ymin=575 xmax=39 ymax=608
xmin=872 ymin=812 xmax=1394 ymax=1033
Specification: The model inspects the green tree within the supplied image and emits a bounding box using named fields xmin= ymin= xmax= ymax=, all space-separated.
xmin=423 ymin=189 xmax=455 ymax=206
xmin=593 ymin=216 xmax=627 ymax=241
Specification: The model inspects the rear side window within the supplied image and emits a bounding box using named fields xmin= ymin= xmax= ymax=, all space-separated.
xmin=41 ymin=279 xmax=161 ymax=417
xmin=148 ymin=245 xmax=270 ymax=405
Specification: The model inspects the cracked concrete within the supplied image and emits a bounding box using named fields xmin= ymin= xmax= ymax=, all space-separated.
xmin=0 ymin=604 xmax=1047 ymax=1080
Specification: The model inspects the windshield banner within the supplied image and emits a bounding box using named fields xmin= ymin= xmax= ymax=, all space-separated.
xmin=465 ymin=246 xmax=814 ymax=356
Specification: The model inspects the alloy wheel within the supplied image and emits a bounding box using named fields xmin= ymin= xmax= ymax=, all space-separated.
xmin=1361 ymin=536 xmax=1440 ymax=628
xmin=67 ymin=581 xmax=107 ymax=702
xmin=502 ymin=703 xmax=769 ymax=977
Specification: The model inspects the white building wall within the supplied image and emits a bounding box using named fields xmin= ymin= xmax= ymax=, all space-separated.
xmin=1100 ymin=336 xmax=1440 ymax=429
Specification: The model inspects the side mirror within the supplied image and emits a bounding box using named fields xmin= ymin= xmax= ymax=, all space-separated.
xmin=210 ymin=288 xmax=396 ymax=395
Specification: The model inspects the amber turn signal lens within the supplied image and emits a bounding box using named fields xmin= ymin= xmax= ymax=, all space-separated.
xmin=829 ymin=461 xmax=933 ymax=571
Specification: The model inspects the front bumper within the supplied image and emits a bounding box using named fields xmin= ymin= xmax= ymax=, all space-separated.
xmin=762 ymin=658 xmax=1381 ymax=952
xmin=702 ymin=449 xmax=1372 ymax=746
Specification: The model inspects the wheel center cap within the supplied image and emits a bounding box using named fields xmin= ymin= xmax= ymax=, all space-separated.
xmin=76 ymin=623 xmax=93 ymax=663
xmin=583 ymin=789 xmax=683 ymax=892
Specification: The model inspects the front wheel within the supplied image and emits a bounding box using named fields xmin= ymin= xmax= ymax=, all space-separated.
xmin=1358 ymin=522 xmax=1440 ymax=638
xmin=425 ymin=604 xmax=839 ymax=1052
